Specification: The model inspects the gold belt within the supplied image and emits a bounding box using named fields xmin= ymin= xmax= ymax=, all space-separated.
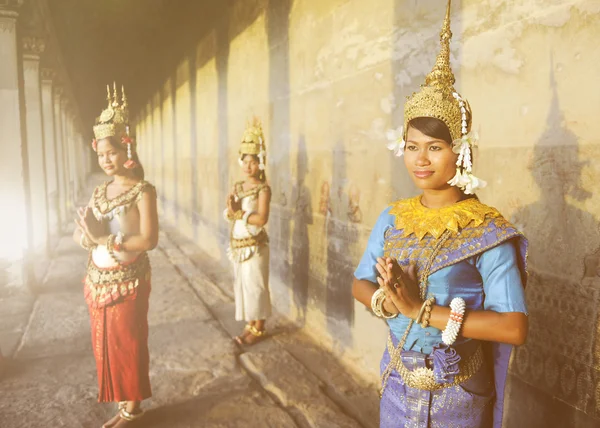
xmin=85 ymin=253 xmax=150 ymax=307
xmin=230 ymin=230 xmax=268 ymax=249
xmin=386 ymin=335 xmax=484 ymax=391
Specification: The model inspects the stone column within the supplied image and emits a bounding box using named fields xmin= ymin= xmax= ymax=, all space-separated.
xmin=66 ymin=113 xmax=76 ymax=210
xmin=60 ymin=98 xmax=70 ymax=220
xmin=0 ymin=1 xmax=31 ymax=289
xmin=53 ymin=85 xmax=67 ymax=230
xmin=41 ymin=68 xmax=59 ymax=241
xmin=73 ymin=126 xmax=83 ymax=201
xmin=22 ymin=36 xmax=49 ymax=256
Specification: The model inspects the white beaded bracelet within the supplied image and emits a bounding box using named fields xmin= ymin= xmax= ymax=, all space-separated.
xmin=441 ymin=297 xmax=466 ymax=346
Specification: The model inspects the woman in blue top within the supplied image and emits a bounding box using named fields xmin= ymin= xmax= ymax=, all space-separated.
xmin=352 ymin=2 xmax=528 ymax=427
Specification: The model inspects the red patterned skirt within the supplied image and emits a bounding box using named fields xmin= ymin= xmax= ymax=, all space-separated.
xmin=84 ymin=253 xmax=152 ymax=402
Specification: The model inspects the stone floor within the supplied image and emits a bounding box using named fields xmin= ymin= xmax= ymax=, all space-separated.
xmin=0 ymin=183 xmax=378 ymax=428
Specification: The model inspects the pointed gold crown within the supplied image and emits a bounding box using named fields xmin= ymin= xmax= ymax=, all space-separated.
xmin=93 ymin=83 xmax=130 ymax=140
xmin=239 ymin=117 xmax=266 ymax=157
xmin=403 ymin=0 xmax=471 ymax=142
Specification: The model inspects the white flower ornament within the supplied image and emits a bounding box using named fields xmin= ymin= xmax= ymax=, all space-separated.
xmin=448 ymin=130 xmax=486 ymax=195
xmin=258 ymin=150 xmax=266 ymax=171
xmin=385 ymin=126 xmax=406 ymax=157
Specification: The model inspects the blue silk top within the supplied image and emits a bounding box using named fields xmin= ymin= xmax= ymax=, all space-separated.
xmin=354 ymin=203 xmax=528 ymax=355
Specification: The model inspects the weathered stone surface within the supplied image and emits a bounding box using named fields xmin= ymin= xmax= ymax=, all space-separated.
xmin=0 ymin=293 xmax=35 ymax=356
xmin=141 ymin=387 xmax=298 ymax=428
xmin=159 ymin=231 xmax=234 ymax=306
xmin=148 ymin=251 xmax=213 ymax=326
xmin=41 ymin=256 xmax=87 ymax=293
xmin=148 ymin=319 xmax=240 ymax=406
xmin=157 ymin=246 xmax=232 ymax=308
xmin=276 ymin=332 xmax=379 ymax=428
xmin=190 ymin=276 xmax=233 ymax=307
xmin=162 ymin=227 xmax=235 ymax=299
xmin=0 ymin=192 xmax=366 ymax=428
xmin=0 ymin=353 xmax=111 ymax=428
xmin=240 ymin=340 xmax=362 ymax=428
xmin=16 ymin=292 xmax=91 ymax=359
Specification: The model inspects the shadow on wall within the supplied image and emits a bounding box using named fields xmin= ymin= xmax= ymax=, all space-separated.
xmin=325 ymin=139 xmax=361 ymax=348
xmin=290 ymin=135 xmax=313 ymax=324
xmin=265 ymin=0 xmax=294 ymax=316
xmin=170 ymin=75 xmax=179 ymax=224
xmin=507 ymin=59 xmax=600 ymax=426
xmin=188 ymin=43 xmax=199 ymax=241
xmin=216 ymin=10 xmax=231 ymax=257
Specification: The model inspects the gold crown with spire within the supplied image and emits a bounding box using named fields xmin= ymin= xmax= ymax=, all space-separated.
xmin=239 ymin=117 xmax=266 ymax=157
xmin=403 ymin=0 xmax=470 ymax=142
xmin=93 ymin=83 xmax=130 ymax=140
xmin=238 ymin=117 xmax=267 ymax=178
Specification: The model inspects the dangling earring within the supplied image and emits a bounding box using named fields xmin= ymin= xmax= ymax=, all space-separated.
xmin=122 ymin=137 xmax=138 ymax=169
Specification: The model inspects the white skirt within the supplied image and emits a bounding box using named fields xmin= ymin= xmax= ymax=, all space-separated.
xmin=233 ymin=246 xmax=271 ymax=321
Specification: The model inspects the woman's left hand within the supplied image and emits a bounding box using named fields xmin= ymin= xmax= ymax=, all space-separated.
xmin=376 ymin=257 xmax=422 ymax=320
xmin=76 ymin=207 xmax=101 ymax=244
xmin=230 ymin=195 xmax=241 ymax=213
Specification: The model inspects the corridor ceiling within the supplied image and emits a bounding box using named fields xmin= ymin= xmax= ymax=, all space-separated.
xmin=47 ymin=0 xmax=222 ymax=134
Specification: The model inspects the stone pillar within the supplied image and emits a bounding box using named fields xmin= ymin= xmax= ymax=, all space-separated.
xmin=41 ymin=68 xmax=59 ymax=241
xmin=0 ymin=1 xmax=30 ymax=288
xmin=66 ymin=113 xmax=76 ymax=209
xmin=53 ymin=85 xmax=67 ymax=230
xmin=22 ymin=36 xmax=49 ymax=256
xmin=60 ymin=98 xmax=70 ymax=220
xmin=72 ymin=126 xmax=83 ymax=201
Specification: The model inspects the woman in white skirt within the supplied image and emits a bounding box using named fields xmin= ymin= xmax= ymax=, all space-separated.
xmin=225 ymin=118 xmax=272 ymax=346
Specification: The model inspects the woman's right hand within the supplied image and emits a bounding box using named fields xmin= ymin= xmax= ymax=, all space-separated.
xmin=226 ymin=193 xmax=235 ymax=215
xmin=382 ymin=295 xmax=400 ymax=316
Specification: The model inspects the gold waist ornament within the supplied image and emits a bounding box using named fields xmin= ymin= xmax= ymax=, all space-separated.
xmin=386 ymin=335 xmax=483 ymax=391
xmin=85 ymin=253 xmax=150 ymax=308
xmin=230 ymin=229 xmax=268 ymax=250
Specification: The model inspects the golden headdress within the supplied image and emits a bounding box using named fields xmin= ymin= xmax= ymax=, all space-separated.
xmin=92 ymin=83 xmax=138 ymax=169
xmin=403 ymin=0 xmax=470 ymax=142
xmin=93 ymin=83 xmax=130 ymax=141
xmin=239 ymin=117 xmax=267 ymax=178
xmin=387 ymin=0 xmax=486 ymax=194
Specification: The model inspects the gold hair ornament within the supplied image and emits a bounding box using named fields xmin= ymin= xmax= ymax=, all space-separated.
xmin=238 ymin=117 xmax=267 ymax=180
xmin=92 ymin=83 xmax=138 ymax=169
xmin=386 ymin=0 xmax=486 ymax=194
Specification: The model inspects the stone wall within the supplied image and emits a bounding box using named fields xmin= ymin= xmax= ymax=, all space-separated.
xmin=134 ymin=1 xmax=600 ymax=425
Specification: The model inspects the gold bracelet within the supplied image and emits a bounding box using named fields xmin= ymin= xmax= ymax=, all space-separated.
xmin=106 ymin=234 xmax=123 ymax=266
xmin=415 ymin=299 xmax=430 ymax=324
xmin=233 ymin=210 xmax=244 ymax=221
xmin=79 ymin=233 xmax=96 ymax=251
xmin=79 ymin=233 xmax=89 ymax=251
xmin=420 ymin=297 xmax=435 ymax=328
xmin=378 ymin=296 xmax=398 ymax=319
xmin=371 ymin=288 xmax=386 ymax=317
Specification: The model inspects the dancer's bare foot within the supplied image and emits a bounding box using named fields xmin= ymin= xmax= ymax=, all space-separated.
xmin=233 ymin=324 xmax=252 ymax=345
xmin=103 ymin=409 xmax=143 ymax=428
xmin=113 ymin=415 xmax=141 ymax=427
xmin=103 ymin=403 xmax=141 ymax=428
xmin=102 ymin=413 xmax=121 ymax=428
xmin=239 ymin=324 xmax=266 ymax=346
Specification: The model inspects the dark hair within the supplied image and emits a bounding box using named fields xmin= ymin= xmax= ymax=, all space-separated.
xmin=408 ymin=117 xmax=452 ymax=145
xmin=105 ymin=137 xmax=145 ymax=180
xmin=241 ymin=153 xmax=267 ymax=182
